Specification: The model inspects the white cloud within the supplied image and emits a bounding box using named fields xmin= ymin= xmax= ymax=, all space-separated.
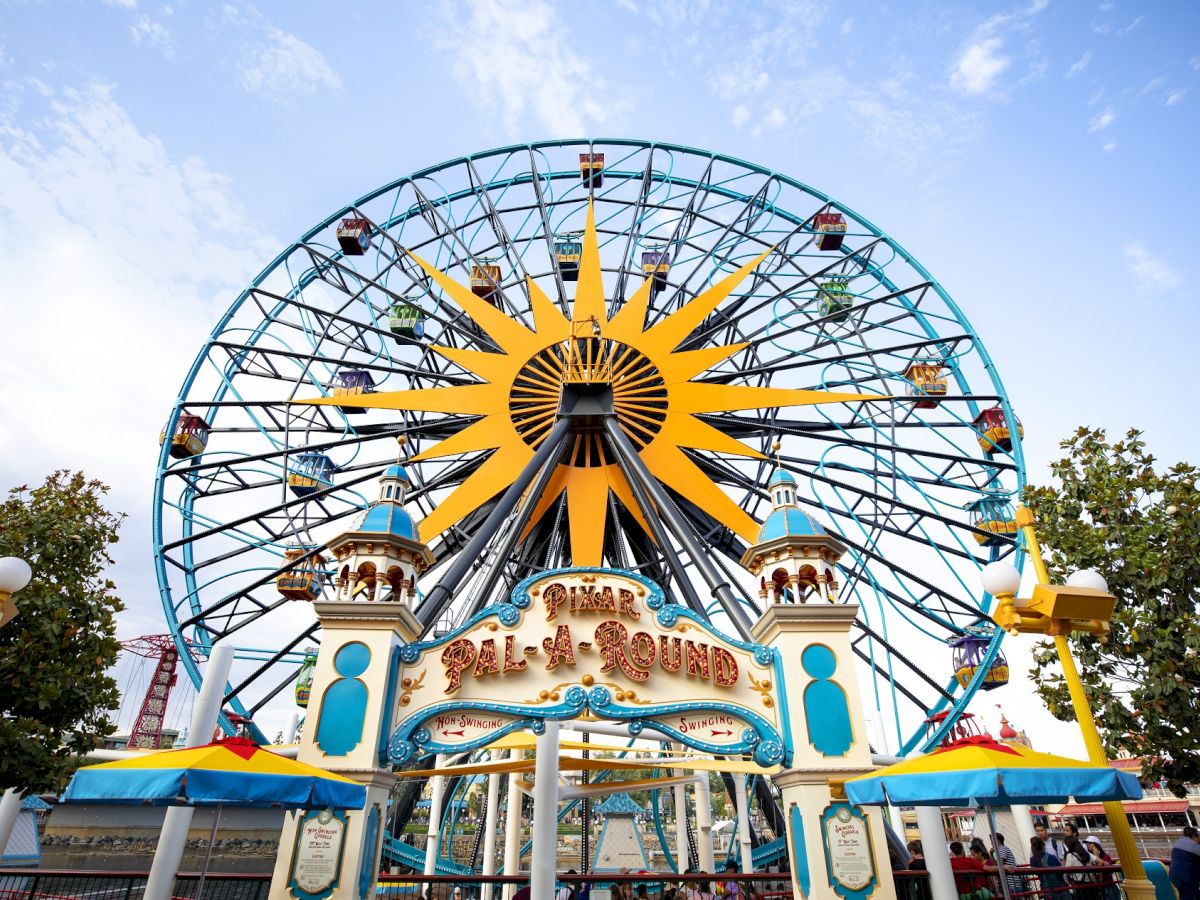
xmin=1088 ymin=107 xmax=1116 ymax=131
xmin=130 ymin=15 xmax=175 ymax=60
xmin=1065 ymin=51 xmax=1091 ymax=78
xmin=1103 ymin=140 xmax=1116 ymax=152
xmin=434 ymin=0 xmax=627 ymax=139
xmin=1166 ymin=89 xmax=1187 ymax=107
xmin=840 ymin=18 xmax=854 ymax=35
xmin=1124 ymin=244 xmax=1181 ymax=292
xmin=1117 ymin=15 xmax=1143 ymax=36
xmin=951 ymin=38 xmax=1011 ymax=94
xmin=219 ymin=6 xmax=340 ymax=102
xmin=763 ymin=107 xmax=786 ymax=129
xmin=1098 ymin=1 xmax=1114 ymax=9
xmin=104 ymin=0 xmax=138 ymax=7
xmin=731 ymin=105 xmax=749 ymax=128
xmin=1192 ymin=57 xmax=1200 ymax=71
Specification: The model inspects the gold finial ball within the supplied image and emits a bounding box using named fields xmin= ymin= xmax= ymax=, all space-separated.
xmin=771 ymin=438 xmax=782 ymax=454
xmin=396 ymin=435 xmax=407 ymax=447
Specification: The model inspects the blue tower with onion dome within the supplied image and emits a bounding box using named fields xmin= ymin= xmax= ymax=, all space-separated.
xmin=740 ymin=465 xmax=847 ymax=603
xmin=325 ymin=438 xmax=435 ymax=607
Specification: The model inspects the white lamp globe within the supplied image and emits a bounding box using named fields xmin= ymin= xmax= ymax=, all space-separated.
xmin=981 ymin=562 xmax=1021 ymax=597
xmin=1067 ymin=569 xmax=1109 ymax=593
xmin=0 ymin=557 xmax=32 ymax=594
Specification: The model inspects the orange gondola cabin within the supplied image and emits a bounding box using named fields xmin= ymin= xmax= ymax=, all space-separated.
xmin=336 ymin=217 xmax=371 ymax=256
xmin=973 ymin=405 xmax=1023 ymax=454
xmin=814 ymin=212 xmax=847 ymax=251
xmin=580 ymin=152 xmax=604 ymax=188
xmin=276 ymin=546 xmax=327 ymax=602
xmin=470 ymin=260 xmax=502 ymax=305
xmin=159 ymin=411 xmax=210 ymax=459
xmin=904 ymin=360 xmax=949 ymax=408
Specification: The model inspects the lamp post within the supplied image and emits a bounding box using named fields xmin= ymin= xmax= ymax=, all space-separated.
xmin=982 ymin=505 xmax=1153 ymax=900
xmin=0 ymin=556 xmax=33 ymax=628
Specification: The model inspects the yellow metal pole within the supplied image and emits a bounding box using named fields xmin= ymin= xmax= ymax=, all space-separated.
xmin=1016 ymin=507 xmax=1154 ymax=900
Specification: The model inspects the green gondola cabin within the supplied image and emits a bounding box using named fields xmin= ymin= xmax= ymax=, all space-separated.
xmin=388 ymin=301 xmax=425 ymax=340
xmin=814 ymin=212 xmax=847 ymax=250
xmin=336 ymin=217 xmax=371 ymax=256
xmin=579 ymin=152 xmax=604 ymax=188
xmin=819 ymin=279 xmax=855 ymax=322
xmin=973 ymin=406 xmax=1023 ymax=454
xmin=904 ymin=360 xmax=949 ymax=409
xmin=470 ymin=261 xmax=502 ymax=305
xmin=287 ymin=452 xmax=336 ymax=498
xmin=555 ymin=235 xmax=582 ymax=281
xmin=159 ymin=412 xmax=210 ymax=459
xmin=276 ymin=546 xmax=327 ymax=602
xmin=294 ymin=649 xmax=318 ymax=707
xmin=966 ymin=495 xmax=1017 ymax=546
xmin=329 ymin=369 xmax=376 ymax=415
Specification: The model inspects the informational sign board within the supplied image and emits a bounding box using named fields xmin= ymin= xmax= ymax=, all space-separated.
xmin=287 ymin=808 xmax=348 ymax=900
xmin=821 ymin=802 xmax=879 ymax=899
xmin=387 ymin=567 xmax=789 ymax=765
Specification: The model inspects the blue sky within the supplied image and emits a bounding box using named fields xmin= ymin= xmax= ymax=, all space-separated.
xmin=1 ymin=0 xmax=1196 ymax=745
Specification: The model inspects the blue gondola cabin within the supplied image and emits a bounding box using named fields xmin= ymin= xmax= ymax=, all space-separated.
xmin=470 ymin=261 xmax=502 ymax=305
xmin=388 ymin=302 xmax=425 ymax=341
xmin=276 ymin=547 xmax=326 ymax=602
xmin=287 ymin=452 xmax=335 ymax=497
xmin=903 ymin=360 xmax=949 ymax=409
xmin=580 ymin=152 xmax=604 ymax=188
xmin=294 ymin=649 xmax=318 ymax=707
xmin=556 ymin=236 xmax=582 ymax=281
xmin=819 ymin=279 xmax=854 ymax=322
xmin=949 ymin=633 xmax=1010 ymax=691
xmin=973 ymin=406 xmax=1023 ymax=454
xmin=159 ymin=412 xmax=210 ymax=460
xmin=642 ymin=249 xmax=670 ymax=291
xmin=967 ymin=495 xmax=1017 ymax=546
xmin=814 ymin=212 xmax=847 ymax=251
xmin=336 ymin=217 xmax=371 ymax=256
xmin=328 ymin=369 xmax=376 ymax=415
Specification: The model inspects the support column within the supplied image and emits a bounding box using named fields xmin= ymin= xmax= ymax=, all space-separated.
xmin=146 ymin=643 xmax=234 ymax=900
xmin=424 ymin=754 xmax=448 ymax=876
xmin=0 ymin=789 xmax=23 ymax=859
xmin=734 ymin=776 xmax=754 ymax=873
xmin=869 ymin=715 xmax=907 ymax=841
xmin=482 ymin=750 xmax=502 ymax=877
xmin=1008 ymin=805 xmax=1037 ymax=864
xmin=675 ymin=780 xmax=691 ymax=872
xmin=503 ymin=749 xmax=524 ymax=900
xmin=915 ymin=805 xmax=957 ymax=900
xmin=530 ymin=722 xmax=561 ymax=900
xmin=696 ymin=775 xmax=715 ymax=875
xmin=754 ymin=604 xmax=896 ymax=900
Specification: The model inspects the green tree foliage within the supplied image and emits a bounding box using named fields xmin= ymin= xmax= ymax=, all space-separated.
xmin=0 ymin=471 xmax=125 ymax=793
xmin=1025 ymin=428 xmax=1199 ymax=794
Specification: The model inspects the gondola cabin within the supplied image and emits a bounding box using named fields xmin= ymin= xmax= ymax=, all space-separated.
xmin=287 ymin=452 xmax=335 ymax=498
xmin=814 ymin=212 xmax=847 ymax=251
xmin=294 ymin=649 xmax=318 ymax=707
xmin=470 ymin=261 xmax=502 ymax=305
xmin=159 ymin=412 xmax=210 ymax=459
xmin=903 ymin=360 xmax=949 ymax=409
xmin=336 ymin=217 xmax=371 ymax=256
xmin=580 ymin=152 xmax=604 ymax=188
xmin=923 ymin=709 xmax=984 ymax=748
xmin=276 ymin=546 xmax=327 ymax=602
xmin=388 ymin=302 xmax=425 ymax=341
xmin=949 ymin=633 xmax=1010 ymax=691
xmin=642 ymin=249 xmax=670 ymax=291
xmin=967 ymin=495 xmax=1017 ymax=546
xmin=819 ymin=279 xmax=854 ymax=322
xmin=555 ymin=236 xmax=582 ymax=281
xmin=328 ymin=369 xmax=376 ymax=414
xmin=973 ymin=405 xmax=1024 ymax=454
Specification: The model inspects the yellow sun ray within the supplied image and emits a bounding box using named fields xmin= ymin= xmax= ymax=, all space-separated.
xmin=572 ymin=201 xmax=606 ymax=325
xmin=639 ymin=441 xmax=761 ymax=543
xmin=566 ymin=463 xmax=611 ymax=566
xmin=671 ymin=383 xmax=885 ymax=415
xmin=417 ymin=441 xmax=531 ymax=544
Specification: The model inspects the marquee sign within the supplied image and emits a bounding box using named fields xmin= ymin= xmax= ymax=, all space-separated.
xmin=387 ymin=567 xmax=789 ymax=766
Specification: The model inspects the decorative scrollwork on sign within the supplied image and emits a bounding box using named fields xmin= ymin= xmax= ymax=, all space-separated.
xmin=629 ymin=720 xmax=645 ymax=735
xmin=398 ymin=668 xmax=426 ymax=707
xmin=757 ymin=739 xmax=785 ymax=765
xmin=754 ymin=646 xmax=774 ymax=667
xmin=748 ymin=673 xmax=775 ymax=709
xmin=588 ymin=686 xmax=612 ymax=708
xmin=388 ymin=735 xmax=416 ymax=764
xmin=399 ymin=645 xmax=420 ymax=664
xmin=497 ymin=604 xmax=521 ymax=626
xmin=530 ymin=719 xmax=546 ymax=735
xmin=563 ymin=686 xmax=587 ymax=710
xmin=612 ymin=686 xmax=651 ymax=705
xmin=657 ymin=605 xmax=680 ymax=628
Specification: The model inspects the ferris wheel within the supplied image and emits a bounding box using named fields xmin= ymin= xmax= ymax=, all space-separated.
xmin=153 ymin=139 xmax=1025 ymax=757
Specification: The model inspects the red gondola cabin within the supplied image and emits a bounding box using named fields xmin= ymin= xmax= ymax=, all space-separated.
xmin=814 ymin=212 xmax=847 ymax=251
xmin=336 ymin=218 xmax=371 ymax=256
xmin=580 ymin=153 xmax=604 ymax=188
xmin=972 ymin=406 xmax=1023 ymax=454
xmin=159 ymin=412 xmax=210 ymax=459
xmin=470 ymin=261 xmax=502 ymax=305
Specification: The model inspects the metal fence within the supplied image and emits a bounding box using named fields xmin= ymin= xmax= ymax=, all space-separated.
xmin=894 ymin=864 xmax=1126 ymax=900
xmin=376 ymin=871 xmax=794 ymax=900
xmin=0 ymin=868 xmax=271 ymax=899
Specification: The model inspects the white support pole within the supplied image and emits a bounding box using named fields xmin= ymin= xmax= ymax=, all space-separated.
xmin=283 ymin=712 xmax=300 ymax=745
xmin=482 ymin=750 xmax=502 ymax=877
xmin=1009 ymin=804 xmax=1036 ymax=864
xmin=530 ymin=722 xmax=560 ymax=900
xmin=0 ymin=788 xmax=23 ymax=857
xmin=695 ymin=773 xmax=715 ymax=875
xmin=424 ymin=753 xmax=448 ymax=877
xmin=503 ymin=749 xmax=523 ymax=900
xmin=916 ymin=804 xmax=957 ymax=900
xmin=733 ymin=775 xmax=753 ymax=873
xmin=145 ymin=643 xmax=234 ymax=900
xmin=870 ymin=715 xmax=908 ymax=841
xmin=674 ymin=780 xmax=690 ymax=871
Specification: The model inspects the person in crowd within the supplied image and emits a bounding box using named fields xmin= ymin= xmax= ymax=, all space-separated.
xmin=991 ymin=832 xmax=1025 ymax=897
xmin=970 ymin=837 xmax=991 ymax=861
xmin=1062 ymin=837 xmax=1099 ymax=899
xmin=907 ymin=840 xmax=927 ymax=871
xmin=556 ymin=870 xmax=578 ymax=900
xmin=1035 ymin=822 xmax=1069 ymax=866
xmin=1170 ymin=826 xmax=1200 ymax=900
xmin=950 ymin=840 xmax=990 ymax=894
xmin=1029 ymin=835 xmax=1066 ymax=898
xmin=1084 ymin=837 xmax=1119 ymax=900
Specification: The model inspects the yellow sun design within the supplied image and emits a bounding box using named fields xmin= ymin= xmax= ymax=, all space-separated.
xmin=296 ymin=202 xmax=877 ymax=566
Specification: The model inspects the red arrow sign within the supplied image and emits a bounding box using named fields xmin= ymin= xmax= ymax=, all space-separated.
xmin=710 ymin=729 xmax=733 ymax=737
xmin=443 ymin=729 xmax=466 ymax=737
